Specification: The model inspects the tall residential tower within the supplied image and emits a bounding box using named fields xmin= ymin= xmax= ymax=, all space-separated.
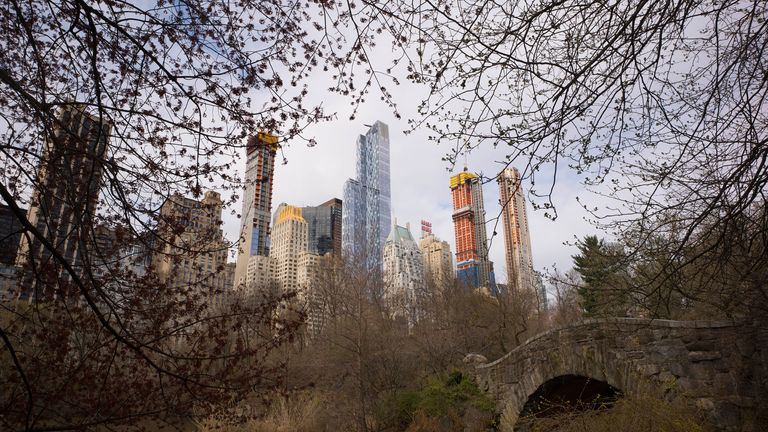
xmin=449 ymin=170 xmax=495 ymax=289
xmin=270 ymin=205 xmax=308 ymax=296
xmin=498 ymin=167 xmax=534 ymax=294
xmin=420 ymin=231 xmax=453 ymax=290
xmin=153 ymin=191 xmax=232 ymax=293
xmin=342 ymin=121 xmax=391 ymax=268
xmin=15 ymin=106 xmax=111 ymax=299
xmin=234 ymin=132 xmax=278 ymax=287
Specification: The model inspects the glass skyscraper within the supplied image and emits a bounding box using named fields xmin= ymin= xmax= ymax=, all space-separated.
xmin=303 ymin=198 xmax=343 ymax=256
xmin=342 ymin=121 xmax=391 ymax=268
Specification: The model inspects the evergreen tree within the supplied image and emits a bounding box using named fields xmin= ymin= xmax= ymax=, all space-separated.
xmin=572 ymin=236 xmax=628 ymax=317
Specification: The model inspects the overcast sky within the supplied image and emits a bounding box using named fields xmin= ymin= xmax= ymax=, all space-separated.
xmin=219 ymin=73 xmax=602 ymax=283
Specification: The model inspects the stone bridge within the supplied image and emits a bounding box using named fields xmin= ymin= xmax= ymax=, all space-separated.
xmin=471 ymin=318 xmax=767 ymax=431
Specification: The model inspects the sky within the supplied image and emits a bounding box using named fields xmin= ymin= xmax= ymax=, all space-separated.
xmin=219 ymin=73 xmax=602 ymax=283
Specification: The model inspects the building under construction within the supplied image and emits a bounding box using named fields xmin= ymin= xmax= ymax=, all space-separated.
xmin=449 ymin=170 xmax=495 ymax=290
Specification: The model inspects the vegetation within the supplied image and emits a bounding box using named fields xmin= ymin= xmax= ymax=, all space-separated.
xmin=0 ymin=0 xmax=765 ymax=430
xmin=519 ymin=392 xmax=709 ymax=432
xmin=379 ymin=370 xmax=496 ymax=429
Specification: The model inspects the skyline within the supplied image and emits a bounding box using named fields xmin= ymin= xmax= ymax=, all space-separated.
xmin=219 ymin=107 xmax=597 ymax=284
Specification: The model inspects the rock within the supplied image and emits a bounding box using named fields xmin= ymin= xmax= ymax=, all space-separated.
xmin=463 ymin=353 xmax=488 ymax=365
xmin=688 ymin=351 xmax=722 ymax=362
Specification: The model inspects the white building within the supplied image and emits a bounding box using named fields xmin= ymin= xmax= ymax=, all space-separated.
xmin=270 ymin=205 xmax=308 ymax=296
xmin=383 ymin=221 xmax=426 ymax=328
xmin=246 ymin=255 xmax=276 ymax=293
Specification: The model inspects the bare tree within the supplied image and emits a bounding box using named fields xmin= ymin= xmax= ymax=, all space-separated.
xmin=346 ymin=0 xmax=767 ymax=317
xmin=0 ymin=0 xmax=358 ymax=429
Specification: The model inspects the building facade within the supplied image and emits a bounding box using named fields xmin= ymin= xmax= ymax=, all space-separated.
xmin=0 ymin=204 xmax=26 ymax=267
xmin=0 ymin=205 xmax=25 ymax=299
xmin=152 ymin=191 xmax=231 ymax=294
xmin=303 ymin=198 xmax=343 ymax=256
xmin=498 ymin=167 xmax=534 ymax=295
xmin=419 ymin=232 xmax=454 ymax=290
xmin=245 ymin=255 xmax=276 ymax=294
xmin=383 ymin=221 xmax=426 ymax=328
xmin=270 ymin=205 xmax=308 ymax=296
xmin=342 ymin=121 xmax=391 ymax=268
xmin=15 ymin=106 xmax=111 ymax=300
xmin=271 ymin=204 xmax=330 ymax=334
xmin=234 ymin=132 xmax=278 ymax=288
xmin=449 ymin=170 xmax=495 ymax=290
xmin=297 ymin=252 xmax=327 ymax=335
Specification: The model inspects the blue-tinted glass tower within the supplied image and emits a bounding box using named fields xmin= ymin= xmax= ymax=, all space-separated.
xmin=342 ymin=122 xmax=391 ymax=268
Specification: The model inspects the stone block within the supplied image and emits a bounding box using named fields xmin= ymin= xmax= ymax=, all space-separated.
xmin=688 ymin=362 xmax=715 ymax=381
xmin=713 ymin=373 xmax=737 ymax=395
xmin=688 ymin=351 xmax=722 ymax=362
xmin=695 ymin=397 xmax=715 ymax=411
xmin=686 ymin=340 xmax=716 ymax=351
xmin=657 ymin=371 xmax=676 ymax=383
xmin=713 ymin=400 xmax=742 ymax=430
xmin=667 ymin=362 xmax=686 ymax=377
xmin=676 ymin=377 xmax=711 ymax=395
xmin=736 ymin=338 xmax=755 ymax=357
xmin=637 ymin=363 xmax=659 ymax=376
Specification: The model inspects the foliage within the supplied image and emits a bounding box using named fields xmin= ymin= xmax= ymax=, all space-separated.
xmin=379 ymin=370 xmax=496 ymax=430
xmin=571 ymin=235 xmax=629 ymax=317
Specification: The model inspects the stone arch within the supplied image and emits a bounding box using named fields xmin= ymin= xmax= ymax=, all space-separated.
xmin=517 ymin=375 xmax=620 ymax=424
xmin=491 ymin=333 xmax=637 ymax=429
xmin=474 ymin=318 xmax=749 ymax=430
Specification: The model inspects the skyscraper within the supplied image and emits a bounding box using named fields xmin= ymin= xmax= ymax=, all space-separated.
xmin=15 ymin=106 xmax=111 ymax=299
xmin=419 ymin=231 xmax=454 ymax=290
xmin=498 ymin=167 xmax=534 ymax=294
xmin=0 ymin=204 xmax=26 ymax=267
xmin=342 ymin=121 xmax=391 ymax=268
xmin=449 ymin=169 xmax=494 ymax=289
xmin=152 ymin=191 xmax=231 ymax=293
xmin=303 ymin=198 xmax=343 ymax=256
xmin=234 ymin=131 xmax=278 ymax=288
xmin=383 ymin=220 xmax=425 ymax=328
xmin=270 ymin=205 xmax=308 ymax=296
xmin=0 ymin=205 xmax=25 ymax=298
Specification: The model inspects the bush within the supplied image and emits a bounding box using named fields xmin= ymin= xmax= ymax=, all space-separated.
xmin=378 ymin=370 xmax=496 ymax=431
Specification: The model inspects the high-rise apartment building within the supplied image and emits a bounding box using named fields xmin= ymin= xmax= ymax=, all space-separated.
xmin=152 ymin=191 xmax=231 ymax=293
xmin=234 ymin=132 xmax=278 ymax=288
xmin=0 ymin=205 xmax=26 ymax=299
xmin=270 ymin=205 xmax=308 ymax=296
xmin=15 ymin=106 xmax=111 ymax=299
xmin=297 ymin=252 xmax=327 ymax=335
xmin=383 ymin=221 xmax=425 ymax=328
xmin=303 ymin=198 xmax=343 ymax=256
xmin=419 ymin=232 xmax=454 ymax=289
xmin=498 ymin=167 xmax=534 ymax=294
xmin=449 ymin=170 xmax=495 ymax=289
xmin=0 ymin=204 xmax=26 ymax=267
xmin=245 ymin=255 xmax=276 ymax=294
xmin=342 ymin=121 xmax=391 ymax=268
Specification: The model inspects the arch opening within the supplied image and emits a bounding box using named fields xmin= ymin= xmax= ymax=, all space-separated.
xmin=517 ymin=375 xmax=621 ymax=428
